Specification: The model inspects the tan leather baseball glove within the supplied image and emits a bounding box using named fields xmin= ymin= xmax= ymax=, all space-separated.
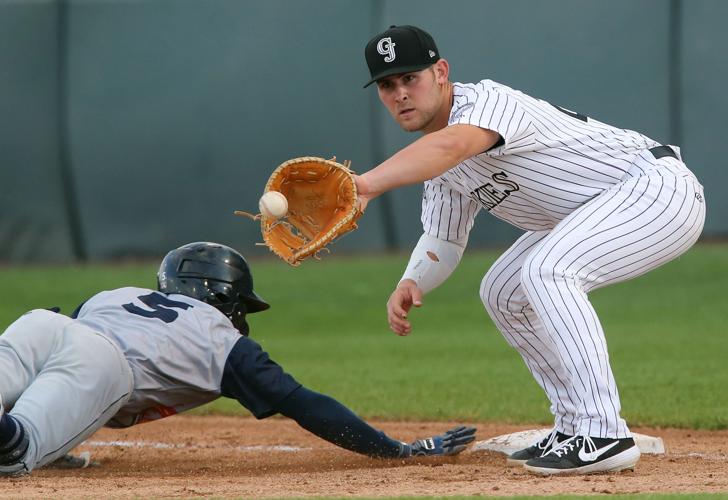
xmin=236 ymin=156 xmax=362 ymax=266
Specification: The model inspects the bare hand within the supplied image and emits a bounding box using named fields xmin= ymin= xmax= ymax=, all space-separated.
xmin=386 ymin=279 xmax=423 ymax=336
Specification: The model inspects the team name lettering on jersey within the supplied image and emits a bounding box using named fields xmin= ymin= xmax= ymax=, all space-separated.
xmin=469 ymin=171 xmax=520 ymax=211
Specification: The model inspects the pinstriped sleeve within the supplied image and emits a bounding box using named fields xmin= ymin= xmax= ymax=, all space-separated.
xmin=421 ymin=179 xmax=480 ymax=240
xmin=451 ymin=84 xmax=528 ymax=145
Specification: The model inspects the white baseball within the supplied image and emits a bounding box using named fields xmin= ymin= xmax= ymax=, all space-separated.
xmin=259 ymin=191 xmax=288 ymax=218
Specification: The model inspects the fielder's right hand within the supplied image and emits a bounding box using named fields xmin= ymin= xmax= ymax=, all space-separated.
xmin=386 ymin=279 xmax=423 ymax=336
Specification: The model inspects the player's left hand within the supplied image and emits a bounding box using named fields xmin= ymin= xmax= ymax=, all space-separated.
xmin=401 ymin=426 xmax=477 ymax=457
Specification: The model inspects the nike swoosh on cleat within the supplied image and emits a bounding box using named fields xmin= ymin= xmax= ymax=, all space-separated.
xmin=577 ymin=440 xmax=620 ymax=462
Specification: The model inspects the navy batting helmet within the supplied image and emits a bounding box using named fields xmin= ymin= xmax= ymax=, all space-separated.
xmin=157 ymin=242 xmax=269 ymax=335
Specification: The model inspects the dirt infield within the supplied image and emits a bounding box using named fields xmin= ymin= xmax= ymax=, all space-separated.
xmin=3 ymin=416 xmax=727 ymax=499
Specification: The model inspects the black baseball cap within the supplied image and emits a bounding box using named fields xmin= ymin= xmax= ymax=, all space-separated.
xmin=363 ymin=25 xmax=440 ymax=88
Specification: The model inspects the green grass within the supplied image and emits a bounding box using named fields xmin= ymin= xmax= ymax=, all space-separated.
xmin=1 ymin=243 xmax=727 ymax=428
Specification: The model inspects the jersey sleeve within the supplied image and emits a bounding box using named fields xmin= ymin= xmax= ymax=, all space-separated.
xmin=220 ymin=336 xmax=301 ymax=419
xmin=421 ymin=179 xmax=480 ymax=240
xmin=274 ymin=386 xmax=405 ymax=458
xmin=450 ymin=83 xmax=529 ymax=146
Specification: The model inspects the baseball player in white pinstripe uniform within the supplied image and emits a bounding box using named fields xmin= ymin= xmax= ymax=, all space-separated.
xmin=356 ymin=25 xmax=706 ymax=475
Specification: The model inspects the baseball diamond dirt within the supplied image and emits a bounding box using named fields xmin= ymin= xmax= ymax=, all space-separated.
xmin=1 ymin=416 xmax=727 ymax=498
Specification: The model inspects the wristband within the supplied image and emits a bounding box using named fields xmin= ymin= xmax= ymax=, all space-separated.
xmin=400 ymin=233 xmax=467 ymax=294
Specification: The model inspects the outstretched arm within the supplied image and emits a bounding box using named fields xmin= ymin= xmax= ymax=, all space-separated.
xmin=355 ymin=124 xmax=499 ymax=201
xmin=220 ymin=337 xmax=475 ymax=458
xmin=273 ymin=386 xmax=405 ymax=457
xmin=274 ymin=386 xmax=476 ymax=458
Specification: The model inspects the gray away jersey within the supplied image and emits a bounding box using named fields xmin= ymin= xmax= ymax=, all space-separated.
xmin=75 ymin=287 xmax=242 ymax=427
xmin=422 ymin=79 xmax=662 ymax=238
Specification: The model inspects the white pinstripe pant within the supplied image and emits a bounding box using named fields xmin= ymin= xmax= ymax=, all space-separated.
xmin=480 ymin=154 xmax=705 ymax=438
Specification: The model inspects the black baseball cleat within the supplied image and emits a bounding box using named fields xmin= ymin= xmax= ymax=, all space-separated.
xmin=506 ymin=429 xmax=572 ymax=467
xmin=524 ymin=435 xmax=640 ymax=475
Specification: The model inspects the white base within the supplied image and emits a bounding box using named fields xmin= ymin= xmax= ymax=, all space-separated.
xmin=472 ymin=428 xmax=664 ymax=455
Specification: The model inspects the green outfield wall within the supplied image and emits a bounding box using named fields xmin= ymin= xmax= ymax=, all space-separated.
xmin=1 ymin=0 xmax=725 ymax=262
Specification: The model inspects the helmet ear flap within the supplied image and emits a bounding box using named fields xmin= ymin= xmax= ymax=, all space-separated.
xmin=229 ymin=301 xmax=249 ymax=336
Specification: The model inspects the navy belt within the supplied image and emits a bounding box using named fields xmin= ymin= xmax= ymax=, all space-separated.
xmin=649 ymin=145 xmax=678 ymax=160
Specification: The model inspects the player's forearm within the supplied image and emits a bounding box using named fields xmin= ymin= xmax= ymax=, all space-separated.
xmin=360 ymin=125 xmax=499 ymax=197
xmin=361 ymin=130 xmax=465 ymax=197
xmin=401 ymin=233 xmax=467 ymax=294
xmin=274 ymin=386 xmax=406 ymax=458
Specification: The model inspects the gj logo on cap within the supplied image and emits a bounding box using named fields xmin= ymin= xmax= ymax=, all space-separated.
xmin=363 ymin=25 xmax=440 ymax=87
xmin=377 ymin=37 xmax=396 ymax=63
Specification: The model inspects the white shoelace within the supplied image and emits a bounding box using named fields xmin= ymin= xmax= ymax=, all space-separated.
xmin=537 ymin=429 xmax=559 ymax=452
xmin=547 ymin=435 xmax=597 ymax=458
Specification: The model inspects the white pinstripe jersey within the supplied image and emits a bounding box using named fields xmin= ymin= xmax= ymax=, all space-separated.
xmin=422 ymin=79 xmax=662 ymax=238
